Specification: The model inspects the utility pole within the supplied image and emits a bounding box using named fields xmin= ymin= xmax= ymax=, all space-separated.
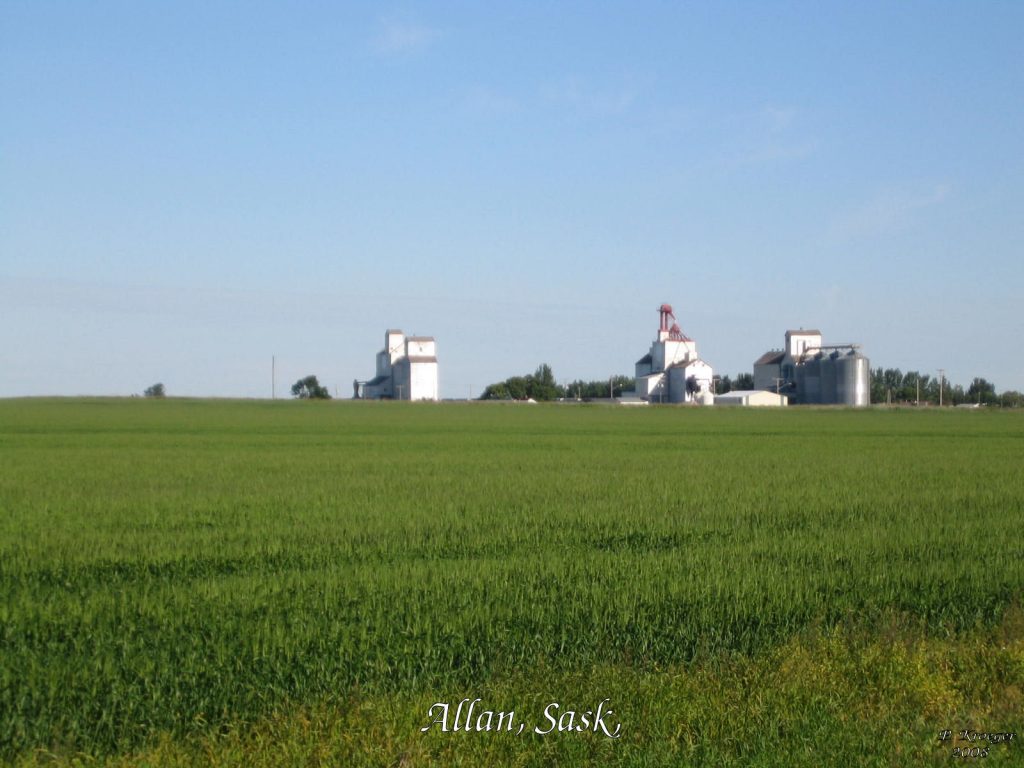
xmin=272 ymin=356 xmax=275 ymax=400
xmin=609 ymin=376 xmax=613 ymax=399
xmin=916 ymin=378 xmax=920 ymax=406
xmin=938 ymin=368 xmax=945 ymax=407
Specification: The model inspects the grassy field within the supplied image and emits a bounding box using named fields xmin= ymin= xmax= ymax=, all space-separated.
xmin=0 ymin=399 xmax=1021 ymax=766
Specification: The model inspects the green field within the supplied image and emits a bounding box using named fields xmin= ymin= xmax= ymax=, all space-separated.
xmin=1 ymin=399 xmax=1021 ymax=766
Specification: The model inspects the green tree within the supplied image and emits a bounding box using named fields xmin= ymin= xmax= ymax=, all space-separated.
xmin=507 ymin=376 xmax=530 ymax=400
xmin=291 ymin=375 xmax=331 ymax=400
xmin=867 ymin=368 xmax=1009 ymax=406
xmin=143 ymin=383 xmax=165 ymax=398
xmin=967 ymin=378 xmax=997 ymax=405
xmin=734 ymin=373 xmax=754 ymax=390
xmin=564 ymin=375 xmax=634 ymax=399
xmin=870 ymin=368 xmax=884 ymax=403
xmin=898 ymin=371 xmax=918 ymax=403
xmin=871 ymin=368 xmax=909 ymax=404
xmin=528 ymin=364 xmax=561 ymax=401
xmin=480 ymin=382 xmax=510 ymax=400
xmin=480 ymin=365 xmax=566 ymax=401
xmin=999 ymin=390 xmax=1024 ymax=407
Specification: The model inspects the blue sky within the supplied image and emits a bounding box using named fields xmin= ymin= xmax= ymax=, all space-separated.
xmin=2 ymin=2 xmax=1022 ymax=398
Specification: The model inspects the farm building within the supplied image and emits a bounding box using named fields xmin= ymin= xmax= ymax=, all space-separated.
xmin=753 ymin=329 xmax=869 ymax=406
xmin=354 ymin=330 xmax=439 ymax=401
xmin=627 ymin=304 xmax=714 ymax=404
xmin=715 ymin=389 xmax=789 ymax=407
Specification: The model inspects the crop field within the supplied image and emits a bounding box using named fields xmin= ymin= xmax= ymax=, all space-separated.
xmin=0 ymin=399 xmax=1021 ymax=766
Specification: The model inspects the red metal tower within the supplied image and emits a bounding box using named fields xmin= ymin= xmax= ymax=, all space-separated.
xmin=658 ymin=304 xmax=688 ymax=341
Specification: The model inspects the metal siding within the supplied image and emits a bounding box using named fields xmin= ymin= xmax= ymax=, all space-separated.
xmin=833 ymin=353 xmax=855 ymax=406
xmin=821 ymin=354 xmax=839 ymax=404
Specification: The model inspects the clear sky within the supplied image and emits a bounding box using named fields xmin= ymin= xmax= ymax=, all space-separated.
xmin=2 ymin=2 xmax=1022 ymax=398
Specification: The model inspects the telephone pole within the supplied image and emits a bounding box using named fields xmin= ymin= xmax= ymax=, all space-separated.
xmin=938 ymin=368 xmax=945 ymax=407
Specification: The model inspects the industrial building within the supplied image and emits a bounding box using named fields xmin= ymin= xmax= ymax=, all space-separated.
xmin=753 ymin=329 xmax=869 ymax=406
xmin=628 ymin=304 xmax=714 ymax=404
xmin=354 ymin=330 xmax=439 ymax=401
xmin=715 ymin=389 xmax=789 ymax=407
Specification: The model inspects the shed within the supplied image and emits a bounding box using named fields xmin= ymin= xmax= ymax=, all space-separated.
xmin=715 ymin=389 xmax=789 ymax=407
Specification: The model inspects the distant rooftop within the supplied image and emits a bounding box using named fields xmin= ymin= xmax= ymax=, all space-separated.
xmin=754 ymin=351 xmax=785 ymax=366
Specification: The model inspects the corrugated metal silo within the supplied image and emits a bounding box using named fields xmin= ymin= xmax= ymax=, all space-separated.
xmin=836 ymin=351 xmax=870 ymax=406
xmin=803 ymin=356 xmax=823 ymax=404
xmin=821 ymin=351 xmax=839 ymax=404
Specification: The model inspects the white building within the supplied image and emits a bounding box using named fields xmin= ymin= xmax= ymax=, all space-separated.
xmin=714 ymin=389 xmax=789 ymax=407
xmin=355 ymin=330 xmax=439 ymax=401
xmin=629 ymin=304 xmax=714 ymax=404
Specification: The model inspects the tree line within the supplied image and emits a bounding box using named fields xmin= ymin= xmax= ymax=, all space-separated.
xmin=713 ymin=374 xmax=754 ymax=394
xmin=479 ymin=365 xmax=635 ymax=401
xmin=869 ymin=369 xmax=1021 ymax=406
xmin=479 ymin=364 xmax=566 ymax=401
xmin=479 ymin=365 xmax=1023 ymax=407
xmin=480 ymin=366 xmax=755 ymax=401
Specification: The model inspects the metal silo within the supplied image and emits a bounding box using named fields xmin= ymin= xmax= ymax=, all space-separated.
xmin=854 ymin=352 xmax=870 ymax=406
xmin=821 ymin=351 xmax=839 ymax=404
xmin=836 ymin=350 xmax=870 ymax=406
xmin=792 ymin=361 xmax=804 ymax=404
xmin=801 ymin=355 xmax=822 ymax=404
